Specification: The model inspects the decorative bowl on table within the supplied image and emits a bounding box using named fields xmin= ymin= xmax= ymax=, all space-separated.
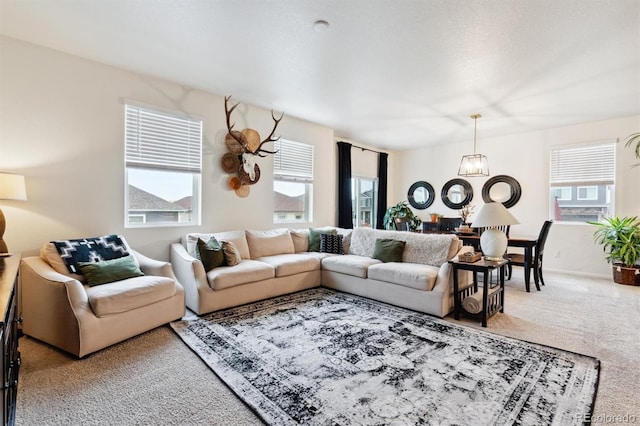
xmin=454 ymin=227 xmax=474 ymax=234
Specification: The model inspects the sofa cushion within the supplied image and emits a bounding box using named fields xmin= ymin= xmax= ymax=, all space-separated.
xmin=320 ymin=233 xmax=343 ymax=254
xmin=308 ymin=227 xmax=337 ymax=252
xmin=221 ymin=241 xmax=241 ymax=266
xmin=350 ymin=227 xmax=458 ymax=267
xmin=290 ymin=229 xmax=309 ymax=253
xmin=367 ymin=262 xmax=440 ymax=291
xmin=321 ymin=255 xmax=381 ymax=278
xmin=206 ymin=260 xmax=275 ymax=291
xmin=184 ymin=233 xmax=214 ymax=258
xmin=86 ymin=275 xmax=177 ymax=317
xmin=197 ymin=237 xmax=225 ymax=271
xmin=336 ymin=229 xmax=353 ymax=254
xmin=246 ymin=229 xmax=295 ymax=259
xmin=78 ymin=256 xmax=144 ymax=287
xmin=300 ymin=252 xmax=335 ymax=260
xmin=372 ymin=238 xmax=406 ymax=263
xmin=257 ymin=254 xmax=321 ymax=277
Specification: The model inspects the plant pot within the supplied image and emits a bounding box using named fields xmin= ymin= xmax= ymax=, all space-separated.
xmin=612 ymin=264 xmax=640 ymax=286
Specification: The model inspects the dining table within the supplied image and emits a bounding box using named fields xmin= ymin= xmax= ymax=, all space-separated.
xmin=455 ymin=233 xmax=540 ymax=292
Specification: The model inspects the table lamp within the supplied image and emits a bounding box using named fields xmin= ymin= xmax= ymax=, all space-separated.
xmin=471 ymin=202 xmax=519 ymax=261
xmin=0 ymin=173 xmax=27 ymax=256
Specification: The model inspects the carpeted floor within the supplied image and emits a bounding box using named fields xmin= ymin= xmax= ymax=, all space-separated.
xmin=16 ymin=272 xmax=640 ymax=425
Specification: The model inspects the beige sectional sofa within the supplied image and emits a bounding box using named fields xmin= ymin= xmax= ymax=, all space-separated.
xmin=171 ymin=227 xmax=471 ymax=318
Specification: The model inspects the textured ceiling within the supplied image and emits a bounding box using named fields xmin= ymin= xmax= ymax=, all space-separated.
xmin=1 ymin=0 xmax=639 ymax=150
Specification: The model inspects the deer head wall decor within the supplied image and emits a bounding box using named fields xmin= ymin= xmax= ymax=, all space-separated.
xmin=221 ymin=96 xmax=284 ymax=197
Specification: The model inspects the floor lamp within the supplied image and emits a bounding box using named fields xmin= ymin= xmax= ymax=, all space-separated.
xmin=0 ymin=173 xmax=27 ymax=256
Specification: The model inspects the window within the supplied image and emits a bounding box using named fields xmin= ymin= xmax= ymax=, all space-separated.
xmin=552 ymin=187 xmax=571 ymax=201
xmin=125 ymin=103 xmax=202 ymax=227
xmin=577 ymin=186 xmax=598 ymax=200
xmin=352 ymin=177 xmax=378 ymax=228
xmin=549 ymin=141 xmax=615 ymax=223
xmin=273 ymin=139 xmax=314 ymax=223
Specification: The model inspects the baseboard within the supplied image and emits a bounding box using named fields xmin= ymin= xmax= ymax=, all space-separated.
xmin=544 ymin=267 xmax=609 ymax=280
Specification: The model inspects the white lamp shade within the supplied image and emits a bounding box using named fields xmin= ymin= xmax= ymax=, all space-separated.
xmin=471 ymin=202 xmax=519 ymax=227
xmin=0 ymin=173 xmax=27 ymax=201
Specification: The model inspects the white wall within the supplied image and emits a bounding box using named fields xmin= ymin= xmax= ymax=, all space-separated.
xmin=0 ymin=37 xmax=339 ymax=260
xmin=396 ymin=115 xmax=640 ymax=277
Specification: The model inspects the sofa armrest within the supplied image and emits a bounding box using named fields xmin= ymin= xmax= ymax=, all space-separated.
xmin=431 ymin=245 xmax=475 ymax=295
xmin=131 ymin=248 xmax=177 ymax=280
xmin=170 ymin=242 xmax=209 ymax=314
xmin=20 ymin=256 xmax=95 ymax=355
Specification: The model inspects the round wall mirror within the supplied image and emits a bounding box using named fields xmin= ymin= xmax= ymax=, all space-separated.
xmin=407 ymin=181 xmax=435 ymax=210
xmin=441 ymin=178 xmax=473 ymax=209
xmin=481 ymin=175 xmax=522 ymax=208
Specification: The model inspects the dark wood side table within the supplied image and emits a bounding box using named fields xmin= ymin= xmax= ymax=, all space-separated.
xmin=0 ymin=255 xmax=21 ymax=426
xmin=449 ymin=258 xmax=508 ymax=327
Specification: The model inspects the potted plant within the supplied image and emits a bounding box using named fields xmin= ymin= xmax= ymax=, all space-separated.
xmin=429 ymin=212 xmax=442 ymax=223
xmin=458 ymin=203 xmax=475 ymax=225
xmin=624 ymin=132 xmax=640 ymax=167
xmin=588 ymin=216 xmax=640 ymax=285
xmin=383 ymin=201 xmax=422 ymax=231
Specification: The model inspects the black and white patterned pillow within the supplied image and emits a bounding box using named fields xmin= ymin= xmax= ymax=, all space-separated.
xmin=320 ymin=233 xmax=343 ymax=255
xmin=52 ymin=234 xmax=131 ymax=275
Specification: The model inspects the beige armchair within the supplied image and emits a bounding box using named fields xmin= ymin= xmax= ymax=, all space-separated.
xmin=20 ymin=240 xmax=185 ymax=358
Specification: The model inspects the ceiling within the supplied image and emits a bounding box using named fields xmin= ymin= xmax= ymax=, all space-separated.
xmin=1 ymin=0 xmax=639 ymax=150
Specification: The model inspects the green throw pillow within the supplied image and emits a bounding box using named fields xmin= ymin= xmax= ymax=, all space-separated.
xmin=372 ymin=238 xmax=406 ymax=263
xmin=197 ymin=236 xmax=225 ymax=271
xmin=308 ymin=227 xmax=337 ymax=252
xmin=78 ymin=255 xmax=145 ymax=287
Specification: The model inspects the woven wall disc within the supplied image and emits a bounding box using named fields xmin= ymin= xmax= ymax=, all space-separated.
xmin=225 ymin=131 xmax=246 ymax=154
xmin=235 ymin=184 xmax=250 ymax=198
xmin=227 ymin=176 xmax=242 ymax=191
xmin=221 ymin=152 xmax=240 ymax=173
xmin=238 ymin=163 xmax=261 ymax=185
xmin=242 ymin=128 xmax=261 ymax=153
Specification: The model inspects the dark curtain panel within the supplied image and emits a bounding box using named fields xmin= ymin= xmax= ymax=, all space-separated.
xmin=376 ymin=152 xmax=388 ymax=229
xmin=337 ymin=142 xmax=353 ymax=229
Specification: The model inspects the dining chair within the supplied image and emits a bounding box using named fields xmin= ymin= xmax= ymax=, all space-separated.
xmin=472 ymin=225 xmax=511 ymax=253
xmin=507 ymin=220 xmax=553 ymax=289
xmin=477 ymin=225 xmax=510 ymax=238
xmin=394 ymin=216 xmax=410 ymax=231
xmin=438 ymin=217 xmax=462 ymax=233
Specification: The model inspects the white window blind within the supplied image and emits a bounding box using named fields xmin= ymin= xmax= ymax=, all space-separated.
xmin=125 ymin=104 xmax=202 ymax=172
xmin=274 ymin=139 xmax=314 ymax=182
xmin=549 ymin=142 xmax=615 ymax=187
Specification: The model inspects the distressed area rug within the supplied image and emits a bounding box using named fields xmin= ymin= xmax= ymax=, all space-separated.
xmin=171 ymin=289 xmax=599 ymax=425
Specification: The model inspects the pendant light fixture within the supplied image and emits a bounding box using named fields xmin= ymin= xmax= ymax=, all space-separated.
xmin=458 ymin=114 xmax=489 ymax=177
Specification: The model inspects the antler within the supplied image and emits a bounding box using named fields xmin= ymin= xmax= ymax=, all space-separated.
xmin=224 ymin=96 xmax=247 ymax=150
xmin=250 ymin=110 xmax=284 ymax=157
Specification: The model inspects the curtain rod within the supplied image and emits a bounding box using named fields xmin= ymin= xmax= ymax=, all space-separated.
xmin=339 ymin=141 xmax=383 ymax=154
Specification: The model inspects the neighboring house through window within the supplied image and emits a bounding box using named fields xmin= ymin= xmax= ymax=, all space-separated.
xmin=549 ymin=141 xmax=615 ymax=222
xmin=273 ymin=139 xmax=314 ymax=223
xmin=352 ymin=177 xmax=377 ymax=228
xmin=124 ymin=103 xmax=202 ymax=227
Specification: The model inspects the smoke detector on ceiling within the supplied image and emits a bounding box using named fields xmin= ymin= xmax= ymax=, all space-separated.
xmin=313 ymin=20 xmax=330 ymax=32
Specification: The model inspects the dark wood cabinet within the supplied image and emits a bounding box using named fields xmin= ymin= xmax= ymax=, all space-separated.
xmin=0 ymin=255 xmax=20 ymax=426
